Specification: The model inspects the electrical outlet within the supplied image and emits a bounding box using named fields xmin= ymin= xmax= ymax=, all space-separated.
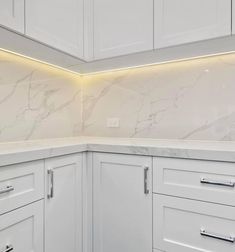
xmin=106 ymin=118 xmax=120 ymax=128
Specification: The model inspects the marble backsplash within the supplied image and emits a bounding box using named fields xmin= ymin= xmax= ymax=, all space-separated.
xmin=0 ymin=51 xmax=82 ymax=142
xmin=1 ymin=50 xmax=235 ymax=142
xmin=82 ymin=53 xmax=235 ymax=141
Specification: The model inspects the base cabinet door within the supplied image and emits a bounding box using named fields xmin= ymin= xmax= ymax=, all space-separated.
xmin=93 ymin=153 xmax=152 ymax=252
xmin=25 ymin=0 xmax=84 ymax=58
xmin=45 ymin=154 xmax=83 ymax=252
xmin=0 ymin=201 xmax=43 ymax=252
xmin=0 ymin=0 xmax=24 ymax=33
xmin=154 ymin=0 xmax=231 ymax=49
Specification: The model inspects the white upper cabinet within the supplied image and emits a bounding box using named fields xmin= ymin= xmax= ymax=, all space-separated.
xmin=93 ymin=153 xmax=152 ymax=252
xmin=154 ymin=0 xmax=232 ymax=49
xmin=0 ymin=0 xmax=24 ymax=33
xmin=93 ymin=0 xmax=153 ymax=59
xmin=25 ymin=0 xmax=84 ymax=58
xmin=233 ymin=0 xmax=235 ymax=34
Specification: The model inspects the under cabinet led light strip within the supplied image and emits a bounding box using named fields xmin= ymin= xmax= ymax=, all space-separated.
xmin=0 ymin=47 xmax=82 ymax=77
xmin=0 ymin=47 xmax=235 ymax=77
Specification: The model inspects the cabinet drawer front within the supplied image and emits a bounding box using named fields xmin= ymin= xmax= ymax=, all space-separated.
xmin=0 ymin=200 xmax=43 ymax=252
xmin=153 ymin=157 xmax=235 ymax=206
xmin=153 ymin=195 xmax=235 ymax=252
xmin=0 ymin=161 xmax=44 ymax=215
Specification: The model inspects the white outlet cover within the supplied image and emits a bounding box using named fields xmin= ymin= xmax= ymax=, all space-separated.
xmin=106 ymin=118 xmax=120 ymax=128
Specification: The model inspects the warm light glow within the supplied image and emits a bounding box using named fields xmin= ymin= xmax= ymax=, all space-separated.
xmin=0 ymin=47 xmax=235 ymax=77
xmin=0 ymin=47 xmax=82 ymax=77
xmin=84 ymin=51 xmax=235 ymax=76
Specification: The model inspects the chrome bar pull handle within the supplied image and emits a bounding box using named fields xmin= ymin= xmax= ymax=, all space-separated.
xmin=2 ymin=245 xmax=14 ymax=252
xmin=201 ymin=178 xmax=235 ymax=187
xmin=200 ymin=229 xmax=235 ymax=243
xmin=144 ymin=166 xmax=149 ymax=195
xmin=47 ymin=169 xmax=54 ymax=199
xmin=0 ymin=186 xmax=14 ymax=195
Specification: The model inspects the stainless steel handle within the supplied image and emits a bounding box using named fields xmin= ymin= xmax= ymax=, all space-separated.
xmin=0 ymin=186 xmax=14 ymax=195
xmin=47 ymin=169 xmax=54 ymax=199
xmin=201 ymin=178 xmax=235 ymax=187
xmin=144 ymin=167 xmax=149 ymax=194
xmin=2 ymin=245 xmax=14 ymax=252
xmin=200 ymin=229 xmax=235 ymax=243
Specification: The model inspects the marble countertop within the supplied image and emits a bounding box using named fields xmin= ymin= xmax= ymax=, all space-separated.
xmin=1 ymin=136 xmax=235 ymax=166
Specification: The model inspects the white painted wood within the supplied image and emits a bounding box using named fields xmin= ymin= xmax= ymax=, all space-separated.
xmin=233 ymin=0 xmax=235 ymax=34
xmin=0 ymin=161 xmax=44 ymax=215
xmin=154 ymin=194 xmax=235 ymax=252
xmin=93 ymin=153 xmax=152 ymax=252
xmin=83 ymin=152 xmax=93 ymax=252
xmin=0 ymin=0 xmax=24 ymax=33
xmin=1 ymin=25 xmax=235 ymax=75
xmin=0 ymin=200 xmax=43 ymax=252
xmin=25 ymin=0 xmax=84 ymax=58
xmin=45 ymin=154 xmax=83 ymax=252
xmin=93 ymin=0 xmax=153 ymax=59
xmin=153 ymin=157 xmax=235 ymax=206
xmin=77 ymin=35 xmax=235 ymax=74
xmin=154 ymin=0 xmax=232 ymax=49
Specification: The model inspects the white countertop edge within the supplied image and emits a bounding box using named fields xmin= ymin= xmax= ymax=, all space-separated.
xmin=1 ymin=137 xmax=235 ymax=166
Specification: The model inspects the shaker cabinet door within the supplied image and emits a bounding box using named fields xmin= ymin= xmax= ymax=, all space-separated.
xmin=45 ymin=154 xmax=83 ymax=252
xmin=0 ymin=201 xmax=43 ymax=252
xmin=233 ymin=0 xmax=235 ymax=34
xmin=93 ymin=0 xmax=153 ymax=59
xmin=0 ymin=0 xmax=24 ymax=33
xmin=25 ymin=0 xmax=84 ymax=58
xmin=92 ymin=153 xmax=152 ymax=252
xmin=154 ymin=0 xmax=232 ymax=49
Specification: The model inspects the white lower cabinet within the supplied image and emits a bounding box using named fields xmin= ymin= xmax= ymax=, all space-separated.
xmin=154 ymin=194 xmax=235 ymax=252
xmin=92 ymin=153 xmax=152 ymax=252
xmin=153 ymin=157 xmax=235 ymax=206
xmin=45 ymin=154 xmax=83 ymax=252
xmin=0 ymin=160 xmax=44 ymax=215
xmin=0 ymin=200 xmax=43 ymax=252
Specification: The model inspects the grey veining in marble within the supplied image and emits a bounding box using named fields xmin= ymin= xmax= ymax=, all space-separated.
xmin=82 ymin=54 xmax=235 ymax=141
xmin=0 ymin=51 xmax=82 ymax=142
xmin=1 ymin=50 xmax=235 ymax=142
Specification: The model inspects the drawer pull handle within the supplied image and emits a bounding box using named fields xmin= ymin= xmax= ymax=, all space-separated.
xmin=2 ymin=245 xmax=14 ymax=252
xmin=144 ymin=166 xmax=149 ymax=194
xmin=200 ymin=178 xmax=235 ymax=187
xmin=0 ymin=186 xmax=14 ymax=195
xmin=47 ymin=169 xmax=54 ymax=199
xmin=200 ymin=229 xmax=235 ymax=243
